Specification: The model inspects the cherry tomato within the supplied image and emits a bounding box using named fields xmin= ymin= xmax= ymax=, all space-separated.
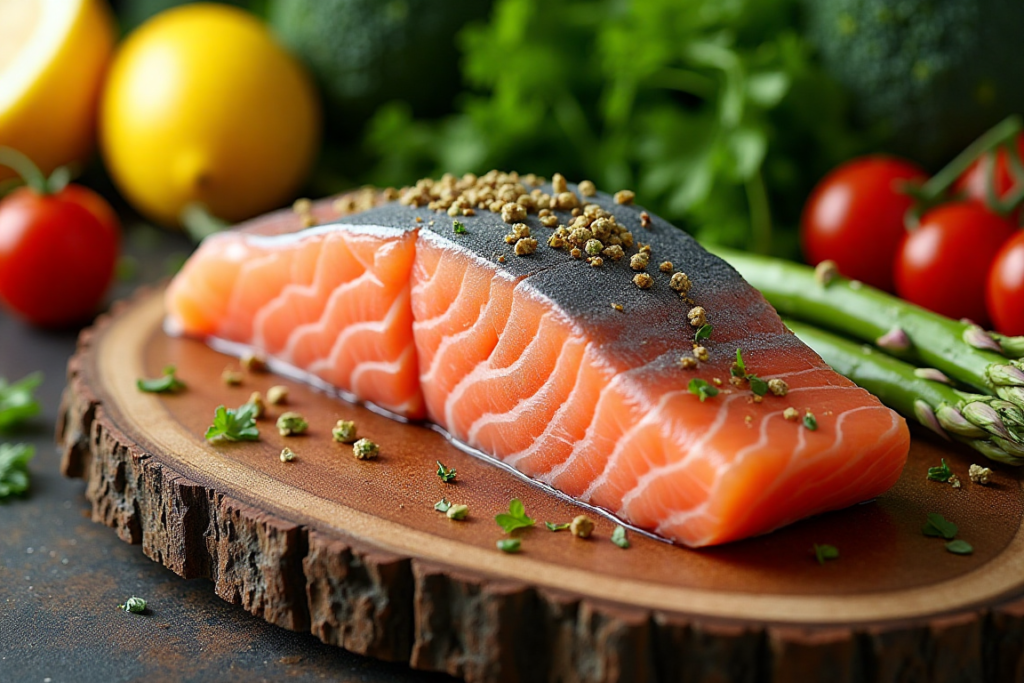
xmin=894 ymin=202 xmax=1016 ymax=324
xmin=0 ymin=183 xmax=120 ymax=327
xmin=955 ymin=133 xmax=1024 ymax=221
xmin=987 ymin=231 xmax=1024 ymax=335
xmin=801 ymin=156 xmax=927 ymax=292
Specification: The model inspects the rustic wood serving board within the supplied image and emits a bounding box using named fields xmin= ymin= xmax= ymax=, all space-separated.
xmin=56 ymin=198 xmax=1024 ymax=683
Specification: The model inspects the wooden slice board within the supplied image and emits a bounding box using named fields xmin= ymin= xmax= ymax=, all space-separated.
xmin=59 ymin=286 xmax=1024 ymax=682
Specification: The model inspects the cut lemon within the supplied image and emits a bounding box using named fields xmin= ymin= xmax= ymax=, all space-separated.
xmin=0 ymin=0 xmax=116 ymax=181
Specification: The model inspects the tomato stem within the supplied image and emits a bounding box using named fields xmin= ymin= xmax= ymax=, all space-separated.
xmin=917 ymin=115 xmax=1023 ymax=203
xmin=0 ymin=147 xmax=48 ymax=194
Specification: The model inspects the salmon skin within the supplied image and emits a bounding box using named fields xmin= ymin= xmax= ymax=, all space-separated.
xmin=167 ymin=177 xmax=909 ymax=547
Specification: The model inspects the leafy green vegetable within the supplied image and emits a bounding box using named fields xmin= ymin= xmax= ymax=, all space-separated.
xmin=688 ymin=378 xmax=719 ymax=402
xmin=923 ymin=513 xmax=958 ymax=540
xmin=545 ymin=522 xmax=570 ymax=531
xmin=495 ymin=499 xmax=535 ymax=533
xmin=0 ymin=373 xmax=42 ymax=432
xmin=136 ymin=366 xmax=186 ymax=394
xmin=119 ymin=596 xmax=147 ymax=613
xmin=945 ymin=539 xmax=974 ymax=555
xmin=813 ymin=543 xmax=839 ymax=564
xmin=436 ymin=461 xmax=457 ymax=483
xmin=732 ymin=348 xmax=747 ymax=377
xmin=927 ymin=459 xmax=953 ymax=483
xmin=748 ymin=375 xmax=768 ymax=397
xmin=694 ymin=324 xmax=713 ymax=343
xmin=204 ymin=404 xmax=260 ymax=442
xmin=496 ymin=538 xmax=521 ymax=553
xmin=452 ymin=220 xmax=467 ymax=234
xmin=803 ymin=412 xmax=818 ymax=431
xmin=0 ymin=443 xmax=34 ymax=499
xmin=611 ymin=525 xmax=630 ymax=549
xmin=435 ymin=498 xmax=452 ymax=513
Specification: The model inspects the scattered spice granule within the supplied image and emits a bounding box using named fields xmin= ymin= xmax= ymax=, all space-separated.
xmin=638 ymin=243 xmax=652 ymax=255
xmin=614 ymin=189 xmax=635 ymax=205
xmin=266 ymin=385 xmax=288 ymax=405
xmin=548 ymin=233 xmax=567 ymax=249
xmin=501 ymin=202 xmax=527 ymax=223
xmin=570 ymin=247 xmax=583 ymax=259
xmin=571 ymin=206 xmax=583 ymax=217
xmin=222 ymin=367 xmax=243 ymax=386
xmin=693 ymin=346 xmax=709 ymax=362
xmin=280 ymin=447 xmax=296 ymax=463
xmin=277 ymin=412 xmax=308 ymax=436
xmin=969 ymin=464 xmax=993 ymax=484
xmin=569 ymin=227 xmax=593 ymax=245
xmin=552 ymin=173 xmax=568 ymax=194
xmin=589 ymin=256 xmax=604 ymax=267
xmin=783 ymin=407 xmax=800 ymax=421
xmin=585 ymin=239 xmax=604 ymax=256
xmin=462 ymin=207 xmax=475 ymax=216
xmin=589 ymin=217 xmax=611 ymax=239
xmin=555 ymin=191 xmax=579 ymax=210
xmin=446 ymin=504 xmax=469 ymax=521
xmin=949 ymin=474 xmax=962 ymax=489
xmin=712 ymin=378 xmax=723 ymax=386
xmin=415 ymin=216 xmax=423 ymax=223
xmin=508 ymin=222 xmax=531 ymax=240
xmin=744 ymin=415 xmax=753 ymax=427
xmin=730 ymin=376 xmax=744 ymax=387
xmin=498 ymin=255 xmax=506 ymax=263
xmin=352 ymin=438 xmax=379 ymax=461
xmin=815 ymin=260 xmax=840 ymax=286
xmin=767 ymin=378 xmax=789 ymax=397
xmin=540 ymin=214 xmax=559 ymax=228
xmin=332 ymin=420 xmax=358 ymax=443
xmin=633 ymin=273 xmax=654 ymax=290
xmin=383 ymin=187 xmax=399 ymax=200
xmin=241 ymin=352 xmax=268 ymax=373
xmin=640 ymin=211 xmax=651 ymax=228
xmin=659 ymin=261 xmax=673 ymax=273
xmin=679 ymin=357 xmax=698 ymax=370
xmin=578 ymin=180 xmax=597 ymax=197
xmin=247 ymin=392 xmax=265 ymax=419
xmin=752 ymin=395 xmax=763 ymax=403
xmin=514 ymin=238 xmax=538 ymax=256
xmin=687 ymin=306 xmax=707 ymax=328
xmin=292 ymin=198 xmax=312 ymax=215
xmin=630 ymin=253 xmax=649 ymax=271
xmin=611 ymin=302 xmax=624 ymax=312
xmin=669 ymin=272 xmax=691 ymax=294
xmin=602 ymin=244 xmax=625 ymax=261
xmin=570 ymin=515 xmax=594 ymax=538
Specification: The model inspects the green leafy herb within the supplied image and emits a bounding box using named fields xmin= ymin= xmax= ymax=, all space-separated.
xmin=434 ymin=498 xmax=452 ymax=513
xmin=688 ymin=378 xmax=719 ymax=402
xmin=926 ymin=459 xmax=953 ymax=483
xmin=694 ymin=324 xmax=713 ymax=342
xmin=611 ymin=525 xmax=630 ymax=549
xmin=495 ymin=498 xmax=535 ymax=533
xmin=0 ymin=443 xmax=34 ymax=499
xmin=748 ymin=375 xmax=768 ymax=397
xmin=0 ymin=372 xmax=42 ymax=432
xmin=204 ymin=404 xmax=260 ymax=442
xmin=803 ymin=412 xmax=818 ymax=431
xmin=545 ymin=522 xmax=570 ymax=532
xmin=120 ymin=596 xmax=147 ymax=613
xmin=923 ymin=513 xmax=958 ymax=540
xmin=496 ymin=538 xmax=521 ymax=553
xmin=813 ymin=543 xmax=839 ymax=565
xmin=136 ymin=366 xmax=186 ymax=394
xmin=945 ymin=539 xmax=974 ymax=555
xmin=732 ymin=348 xmax=747 ymax=378
xmin=453 ymin=220 xmax=467 ymax=234
xmin=436 ymin=461 xmax=457 ymax=483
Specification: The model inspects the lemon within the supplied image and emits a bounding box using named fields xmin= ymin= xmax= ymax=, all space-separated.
xmin=100 ymin=3 xmax=322 ymax=227
xmin=0 ymin=0 xmax=115 ymax=181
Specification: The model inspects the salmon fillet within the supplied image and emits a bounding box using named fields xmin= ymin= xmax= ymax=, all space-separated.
xmin=166 ymin=177 xmax=909 ymax=547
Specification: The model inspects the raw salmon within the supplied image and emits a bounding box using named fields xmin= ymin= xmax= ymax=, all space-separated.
xmin=166 ymin=175 xmax=909 ymax=547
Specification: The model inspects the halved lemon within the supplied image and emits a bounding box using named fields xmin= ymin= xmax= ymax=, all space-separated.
xmin=0 ymin=0 xmax=116 ymax=181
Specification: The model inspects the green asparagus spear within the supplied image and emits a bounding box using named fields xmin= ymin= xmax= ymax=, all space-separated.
xmin=785 ymin=318 xmax=1024 ymax=466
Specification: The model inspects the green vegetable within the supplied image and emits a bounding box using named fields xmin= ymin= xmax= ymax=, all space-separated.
xmin=545 ymin=522 xmax=570 ymax=532
xmin=436 ymin=461 xmax=457 ymax=483
xmin=923 ymin=514 xmax=958 ymax=540
xmin=136 ymin=366 xmax=186 ymax=394
xmin=0 ymin=443 xmax=34 ymax=499
xmin=945 ymin=539 xmax=974 ymax=555
xmin=495 ymin=499 xmax=534 ymax=533
xmin=352 ymin=438 xmax=380 ymax=460
xmin=0 ymin=373 xmax=42 ymax=432
xmin=688 ymin=379 xmax=719 ymax=402
xmin=119 ymin=596 xmax=147 ymax=613
xmin=434 ymin=498 xmax=452 ymax=513
xmin=733 ymin=348 xmax=747 ymax=377
xmin=927 ymin=459 xmax=953 ymax=483
xmin=611 ymin=525 xmax=630 ymax=549
xmin=813 ymin=543 xmax=838 ymax=564
xmin=802 ymin=412 xmax=817 ymax=431
xmin=332 ymin=420 xmax=358 ymax=444
xmin=452 ymin=220 xmax=467 ymax=235
xmin=205 ymin=404 xmax=260 ymax=442
xmin=496 ymin=538 xmax=521 ymax=553
xmin=694 ymin=324 xmax=713 ymax=343
xmin=748 ymin=375 xmax=768 ymax=397
xmin=276 ymin=412 xmax=309 ymax=437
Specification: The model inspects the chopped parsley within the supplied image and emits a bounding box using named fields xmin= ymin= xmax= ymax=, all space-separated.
xmin=813 ymin=544 xmax=839 ymax=565
xmin=803 ymin=411 xmax=818 ymax=431
xmin=434 ymin=498 xmax=452 ymax=513
xmin=545 ymin=522 xmax=570 ymax=531
xmin=688 ymin=378 xmax=719 ymax=402
xmin=495 ymin=498 xmax=535 ymax=533
xmin=436 ymin=461 xmax=457 ymax=483
xmin=748 ymin=375 xmax=768 ymax=397
xmin=453 ymin=220 xmax=467 ymax=234
xmin=926 ymin=459 xmax=953 ymax=483
xmin=0 ymin=372 xmax=41 ymax=432
xmin=611 ymin=525 xmax=630 ymax=549
xmin=731 ymin=348 xmax=746 ymax=378
xmin=120 ymin=596 xmax=147 ymax=613
xmin=945 ymin=539 xmax=974 ymax=555
xmin=204 ymin=404 xmax=260 ymax=442
xmin=922 ymin=513 xmax=958 ymax=540
xmin=496 ymin=538 xmax=521 ymax=553
xmin=694 ymin=324 xmax=713 ymax=343
xmin=0 ymin=443 xmax=34 ymax=499
xmin=136 ymin=366 xmax=186 ymax=394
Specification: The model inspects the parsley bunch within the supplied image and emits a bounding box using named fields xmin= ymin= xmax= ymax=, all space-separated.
xmin=0 ymin=373 xmax=42 ymax=432
xmin=205 ymin=404 xmax=260 ymax=442
xmin=0 ymin=443 xmax=35 ymax=499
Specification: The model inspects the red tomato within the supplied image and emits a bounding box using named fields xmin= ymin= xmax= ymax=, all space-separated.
xmin=987 ymin=231 xmax=1024 ymax=335
xmin=801 ymin=156 xmax=927 ymax=292
xmin=894 ymin=202 xmax=1016 ymax=324
xmin=0 ymin=184 xmax=120 ymax=327
xmin=955 ymin=133 xmax=1024 ymax=221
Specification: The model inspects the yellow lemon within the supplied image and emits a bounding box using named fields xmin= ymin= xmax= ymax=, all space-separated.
xmin=0 ymin=0 xmax=115 ymax=181
xmin=100 ymin=3 xmax=321 ymax=227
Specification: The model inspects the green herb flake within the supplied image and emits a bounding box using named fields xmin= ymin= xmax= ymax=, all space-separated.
xmin=0 ymin=443 xmax=35 ymax=499
xmin=496 ymin=538 xmax=521 ymax=553
xmin=436 ymin=460 xmax=457 ymax=483
xmin=922 ymin=513 xmax=958 ymax=540
xmin=731 ymin=348 xmax=747 ymax=378
xmin=495 ymin=498 xmax=535 ymax=533
xmin=694 ymin=323 xmax=713 ymax=342
xmin=545 ymin=522 xmax=570 ymax=531
xmin=926 ymin=458 xmax=953 ymax=483
xmin=332 ymin=419 xmax=358 ymax=443
xmin=434 ymin=498 xmax=452 ymax=513
xmin=0 ymin=372 xmax=42 ymax=432
xmin=204 ymin=404 xmax=260 ymax=442
xmin=945 ymin=539 xmax=974 ymax=555
xmin=136 ymin=366 xmax=186 ymax=394
xmin=688 ymin=378 xmax=719 ymax=402
xmin=803 ymin=411 xmax=818 ymax=431
xmin=276 ymin=411 xmax=309 ymax=436
xmin=611 ymin=525 xmax=630 ymax=549
xmin=120 ymin=596 xmax=147 ymax=613
xmin=453 ymin=220 xmax=467 ymax=234
xmin=748 ymin=375 xmax=768 ymax=397
xmin=813 ymin=543 xmax=839 ymax=565
xmin=352 ymin=438 xmax=379 ymax=460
